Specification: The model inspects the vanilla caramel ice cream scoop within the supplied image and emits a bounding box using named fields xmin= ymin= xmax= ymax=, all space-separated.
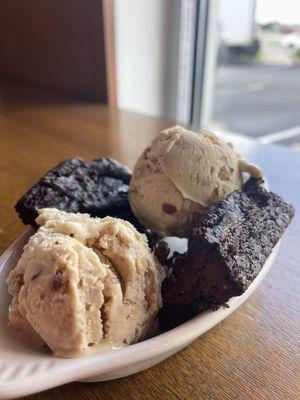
xmin=7 ymin=209 xmax=164 ymax=357
xmin=129 ymin=126 xmax=261 ymax=236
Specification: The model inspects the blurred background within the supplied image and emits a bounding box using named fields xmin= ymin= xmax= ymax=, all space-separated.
xmin=0 ymin=0 xmax=299 ymax=148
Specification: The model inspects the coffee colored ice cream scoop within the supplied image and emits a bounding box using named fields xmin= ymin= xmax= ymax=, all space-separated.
xmin=129 ymin=126 xmax=261 ymax=236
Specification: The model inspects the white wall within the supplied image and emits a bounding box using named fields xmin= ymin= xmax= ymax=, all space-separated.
xmin=114 ymin=0 xmax=180 ymax=118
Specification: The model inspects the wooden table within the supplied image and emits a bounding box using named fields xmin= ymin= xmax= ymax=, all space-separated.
xmin=0 ymin=80 xmax=299 ymax=400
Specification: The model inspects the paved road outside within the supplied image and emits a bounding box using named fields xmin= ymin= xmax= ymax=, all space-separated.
xmin=212 ymin=63 xmax=300 ymax=145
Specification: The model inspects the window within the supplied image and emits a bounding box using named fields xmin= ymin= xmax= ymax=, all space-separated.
xmin=192 ymin=0 xmax=300 ymax=148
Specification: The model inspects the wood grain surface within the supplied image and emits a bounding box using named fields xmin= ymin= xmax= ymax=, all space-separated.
xmin=0 ymin=80 xmax=299 ymax=400
xmin=0 ymin=0 xmax=107 ymax=102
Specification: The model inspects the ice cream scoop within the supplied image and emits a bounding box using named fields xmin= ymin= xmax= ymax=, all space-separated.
xmin=7 ymin=209 xmax=164 ymax=357
xmin=129 ymin=126 xmax=261 ymax=236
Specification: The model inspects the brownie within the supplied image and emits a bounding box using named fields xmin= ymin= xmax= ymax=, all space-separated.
xmin=15 ymin=158 xmax=133 ymax=226
xmin=159 ymin=178 xmax=294 ymax=330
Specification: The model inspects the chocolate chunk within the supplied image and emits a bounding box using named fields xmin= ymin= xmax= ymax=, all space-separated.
xmin=162 ymin=203 xmax=177 ymax=214
xmin=51 ymin=270 xmax=69 ymax=293
xmin=52 ymin=274 xmax=63 ymax=290
xmin=154 ymin=240 xmax=170 ymax=264
xmin=15 ymin=158 xmax=132 ymax=226
xmin=160 ymin=178 xmax=294 ymax=330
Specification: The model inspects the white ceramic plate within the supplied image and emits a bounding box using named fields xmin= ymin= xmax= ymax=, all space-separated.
xmin=0 ymin=228 xmax=279 ymax=399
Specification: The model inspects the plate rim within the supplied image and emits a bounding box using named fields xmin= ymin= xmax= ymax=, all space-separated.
xmin=0 ymin=231 xmax=279 ymax=399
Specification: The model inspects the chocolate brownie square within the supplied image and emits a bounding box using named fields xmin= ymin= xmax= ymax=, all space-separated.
xmin=15 ymin=158 xmax=132 ymax=226
xmin=159 ymin=178 xmax=294 ymax=329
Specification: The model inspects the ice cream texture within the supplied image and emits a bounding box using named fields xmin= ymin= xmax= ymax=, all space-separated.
xmin=7 ymin=209 xmax=164 ymax=357
xmin=129 ymin=125 xmax=261 ymax=236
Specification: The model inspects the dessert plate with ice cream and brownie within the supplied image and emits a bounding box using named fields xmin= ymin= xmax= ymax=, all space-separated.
xmin=0 ymin=126 xmax=294 ymax=398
